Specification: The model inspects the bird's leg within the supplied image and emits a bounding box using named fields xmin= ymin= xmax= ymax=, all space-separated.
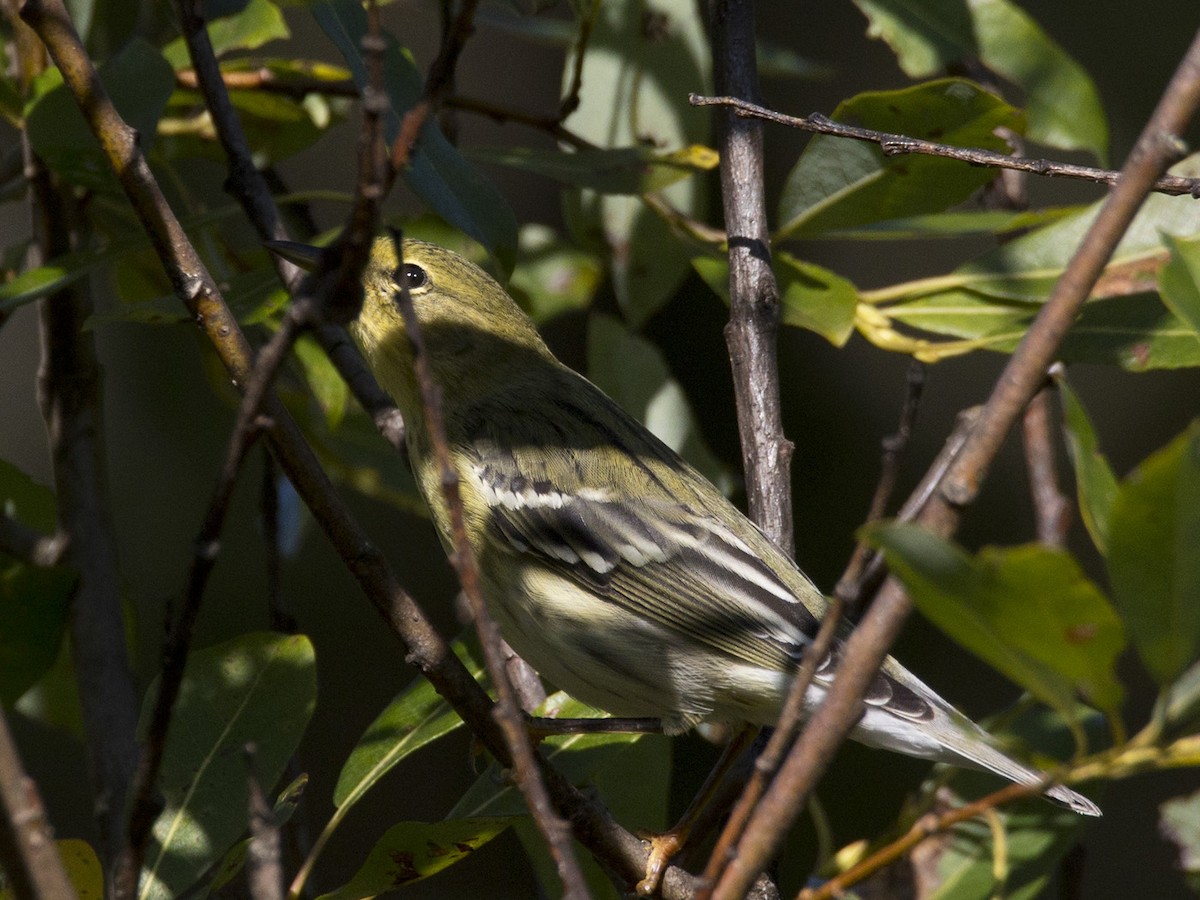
xmin=636 ymin=725 xmax=759 ymax=897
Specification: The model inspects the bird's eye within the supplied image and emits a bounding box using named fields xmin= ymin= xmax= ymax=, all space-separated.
xmin=398 ymin=263 xmax=428 ymax=290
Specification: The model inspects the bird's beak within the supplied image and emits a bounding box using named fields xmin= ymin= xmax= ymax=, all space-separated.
xmin=265 ymin=239 xmax=324 ymax=272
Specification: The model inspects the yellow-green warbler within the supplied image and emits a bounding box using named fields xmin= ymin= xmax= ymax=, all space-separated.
xmin=280 ymin=236 xmax=1099 ymax=818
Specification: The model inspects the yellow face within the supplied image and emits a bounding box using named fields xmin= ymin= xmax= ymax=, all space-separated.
xmin=349 ymin=237 xmax=551 ymax=412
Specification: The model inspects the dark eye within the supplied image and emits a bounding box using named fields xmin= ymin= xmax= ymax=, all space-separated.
xmin=398 ymin=263 xmax=428 ymax=290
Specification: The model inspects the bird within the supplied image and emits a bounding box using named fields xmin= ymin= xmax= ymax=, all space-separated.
xmin=274 ymin=234 xmax=1100 ymax=823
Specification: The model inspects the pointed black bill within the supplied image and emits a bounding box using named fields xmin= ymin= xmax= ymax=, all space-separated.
xmin=264 ymin=239 xmax=323 ymax=272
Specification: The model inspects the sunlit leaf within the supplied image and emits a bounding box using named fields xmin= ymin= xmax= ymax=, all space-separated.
xmin=138 ymin=633 xmax=316 ymax=900
xmin=851 ymin=0 xmax=1107 ymax=159
xmin=777 ymin=79 xmax=1023 ymax=238
xmin=315 ymin=819 xmax=510 ymax=900
xmin=161 ymin=0 xmax=290 ymax=69
xmin=1160 ymin=234 xmax=1200 ymax=341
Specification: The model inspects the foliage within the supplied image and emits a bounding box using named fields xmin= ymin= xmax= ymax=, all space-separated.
xmin=2 ymin=0 xmax=1200 ymax=898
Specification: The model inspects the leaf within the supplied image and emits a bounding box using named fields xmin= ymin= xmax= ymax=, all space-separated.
xmin=561 ymin=0 xmax=711 ymax=326
xmin=1160 ymin=234 xmax=1200 ymax=341
xmin=1054 ymin=375 xmax=1119 ymax=555
xmin=508 ymin=224 xmax=602 ymax=323
xmin=60 ymin=839 xmax=104 ymax=900
xmin=587 ymin=313 xmax=733 ymax=494
xmin=0 ymin=565 xmax=75 ymax=706
xmin=315 ymin=819 xmax=510 ymax=900
xmin=867 ymin=523 xmax=1125 ymax=718
xmin=312 ymin=0 xmax=517 ymax=272
xmin=1165 ymin=659 xmax=1200 ymax=739
xmin=161 ymin=0 xmax=290 ymax=69
xmin=815 ymin=206 xmax=1080 ymax=240
xmin=294 ymin=333 xmax=350 ymax=429
xmin=138 ymin=633 xmax=316 ymax=900
xmin=25 ymin=39 xmax=174 ymax=189
xmin=1161 ymin=789 xmax=1200 ymax=892
xmin=469 ymin=144 xmax=717 ymax=196
xmin=851 ymin=0 xmax=1107 ymax=159
xmin=1107 ymin=424 xmax=1200 ymax=686
xmin=777 ymin=79 xmax=1023 ymax=239
xmin=333 ymin=637 xmax=483 ymax=809
xmin=692 ymin=253 xmax=858 ymax=346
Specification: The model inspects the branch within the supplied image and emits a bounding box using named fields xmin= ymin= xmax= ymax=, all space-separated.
xmin=1022 ymin=381 xmax=1071 ymax=547
xmin=690 ymin=94 xmax=1200 ymax=198
xmin=710 ymin=26 xmax=1200 ymax=899
xmin=0 ymin=707 xmax=77 ymax=900
xmin=387 ymin=232 xmax=588 ymax=898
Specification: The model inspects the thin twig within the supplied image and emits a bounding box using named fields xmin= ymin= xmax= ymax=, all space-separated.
xmin=690 ymin=94 xmax=1200 ymax=198
xmin=709 ymin=26 xmax=1200 ymax=900
xmin=1022 ymin=383 xmax=1071 ymax=547
xmin=798 ymin=781 xmax=1046 ymax=900
xmin=833 ymin=361 xmax=925 ymax=605
xmin=387 ymin=231 xmax=589 ymax=899
xmin=0 ymin=706 xmax=77 ymax=900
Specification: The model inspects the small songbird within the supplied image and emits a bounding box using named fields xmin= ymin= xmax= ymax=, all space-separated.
xmin=276 ymin=236 xmax=1099 ymax=819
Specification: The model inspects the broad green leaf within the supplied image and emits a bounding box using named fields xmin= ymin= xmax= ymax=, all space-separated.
xmin=1054 ymin=375 xmax=1119 ymax=555
xmin=315 ymin=819 xmax=510 ymax=900
xmin=0 ymin=458 xmax=57 ymax=534
xmin=692 ymin=253 xmax=858 ymax=346
xmin=757 ymin=40 xmax=833 ymax=81
xmin=508 ymin=224 xmax=602 ymax=323
xmin=1161 ymin=234 xmax=1200 ymax=341
xmin=468 ymin=144 xmax=717 ymax=196
xmin=777 ymin=79 xmax=1023 ymax=239
xmin=1161 ymin=789 xmax=1200 ymax=892
xmin=161 ymin=0 xmax=290 ymax=69
xmin=561 ymin=0 xmax=710 ymax=326
xmin=777 ymin=253 xmax=859 ymax=346
xmin=587 ymin=313 xmax=733 ymax=494
xmin=25 ymin=39 xmax=174 ymax=189
xmin=851 ymin=0 xmax=1107 ymax=159
xmin=203 ymin=774 xmax=309 ymax=895
xmin=313 ymin=0 xmax=518 ymax=272
xmin=0 ymin=244 xmax=115 ymax=315
xmin=139 ymin=633 xmax=316 ymax=900
xmin=868 ymin=523 xmax=1125 ymax=717
xmin=1107 ymin=425 xmax=1200 ymax=686
xmin=53 ymin=839 xmax=103 ymax=900
xmin=333 ymin=637 xmax=483 ymax=809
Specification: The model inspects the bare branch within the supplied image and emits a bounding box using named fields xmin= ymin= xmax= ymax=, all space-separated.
xmin=0 ymin=707 xmax=77 ymax=900
xmin=1022 ymin=383 xmax=1071 ymax=547
xmin=690 ymin=94 xmax=1200 ymax=198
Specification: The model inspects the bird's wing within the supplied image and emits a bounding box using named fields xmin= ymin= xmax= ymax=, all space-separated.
xmin=462 ymin=389 xmax=934 ymax=722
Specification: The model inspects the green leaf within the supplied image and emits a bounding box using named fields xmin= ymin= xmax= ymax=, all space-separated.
xmin=333 ymin=637 xmax=483 ymax=809
xmin=25 ymin=39 xmax=174 ymax=189
xmin=777 ymin=253 xmax=859 ymax=346
xmin=161 ymin=0 xmax=290 ymax=69
xmin=0 ymin=457 xmax=58 ymax=534
xmin=693 ymin=253 xmax=858 ymax=346
xmin=0 ymin=245 xmax=112 ymax=316
xmin=587 ymin=313 xmax=733 ymax=494
xmin=1160 ymin=234 xmax=1200 ymax=342
xmin=294 ymin=333 xmax=349 ymax=429
xmin=1161 ymin=789 xmax=1200 ymax=892
xmin=508 ymin=224 xmax=602 ymax=323
xmin=851 ymin=0 xmax=1107 ymax=159
xmin=1165 ymin=659 xmax=1200 ymax=738
xmin=469 ymin=144 xmax=717 ymax=196
xmin=814 ymin=206 xmax=1080 ymax=241
xmin=1107 ymin=424 xmax=1200 ymax=686
xmin=560 ymin=0 xmax=710 ymax=326
xmin=315 ymin=818 xmax=510 ymax=900
xmin=139 ymin=633 xmax=316 ymax=900
xmin=312 ymin=0 xmax=518 ymax=273
xmin=777 ymin=79 xmax=1023 ymax=239
xmin=1054 ymin=375 xmax=1119 ymax=555
xmin=867 ymin=523 xmax=1125 ymax=718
